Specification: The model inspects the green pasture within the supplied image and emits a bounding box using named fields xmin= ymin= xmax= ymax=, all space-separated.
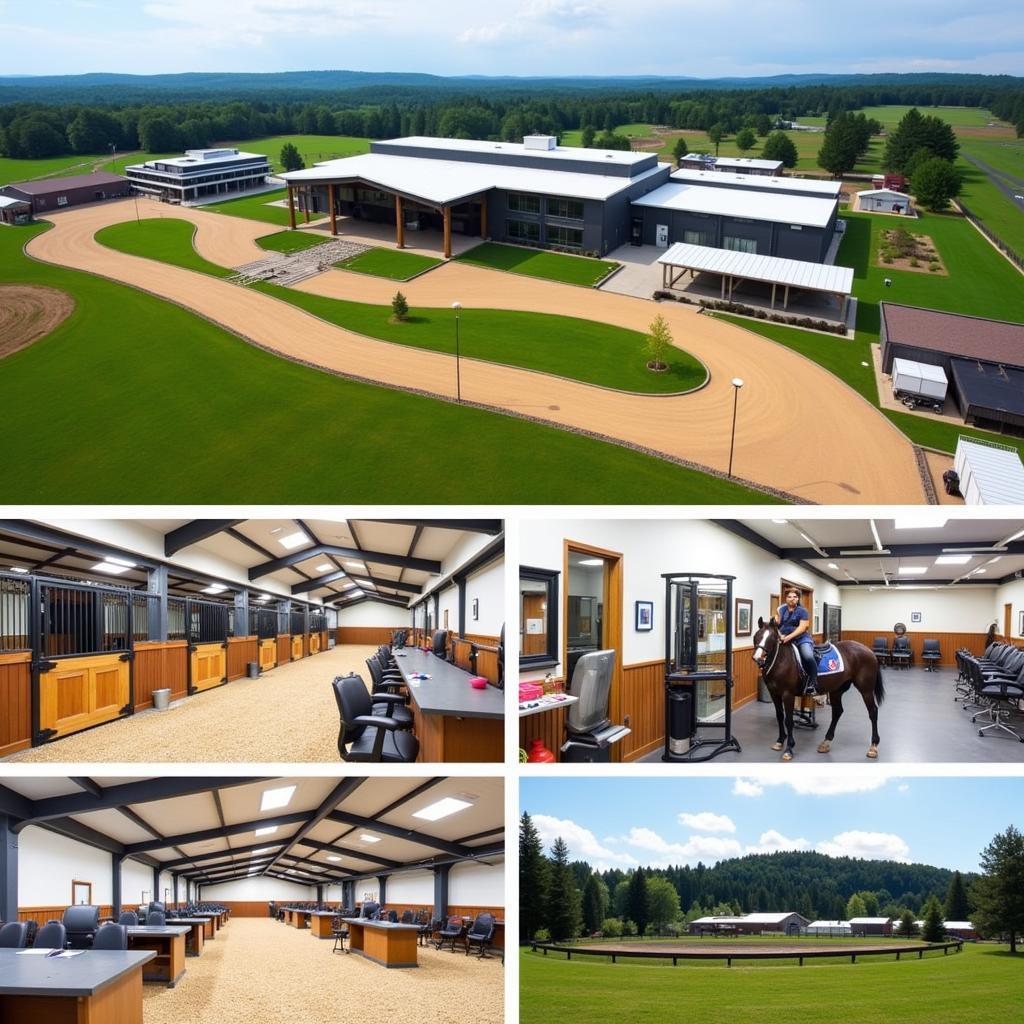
xmin=255 ymin=230 xmax=332 ymax=254
xmin=201 ymin=188 xmax=293 ymax=226
xmin=333 ymin=247 xmax=444 ymax=280
xmin=95 ymin=219 xmax=233 ymax=278
xmin=454 ymin=242 xmax=618 ymax=287
xmin=956 ymin=138 xmax=1024 ymax=255
xmin=520 ymin=943 xmax=1023 ymax=1024
xmin=0 ymin=152 xmax=114 ymax=183
xmin=0 ymin=221 xmax=768 ymax=502
xmin=232 ymin=133 xmax=370 ymax=172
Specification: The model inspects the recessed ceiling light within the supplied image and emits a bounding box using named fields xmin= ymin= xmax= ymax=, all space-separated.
xmin=270 ymin=527 xmax=283 ymax=535
xmin=250 ymin=848 xmax=275 ymax=856
xmin=934 ymin=555 xmax=972 ymax=565
xmin=412 ymin=795 xmax=476 ymax=822
xmin=8 ymin=566 xmax=28 ymax=574
xmin=358 ymin=834 xmax=381 ymax=843
xmin=260 ymin=785 xmax=296 ymax=811
xmin=897 ymin=567 xmax=928 ymax=575
xmin=344 ymin=561 xmax=363 ymax=569
xmin=772 ymin=519 xmax=788 ymax=524
xmin=92 ymin=559 xmax=134 ymax=575
xmin=827 ymin=563 xmax=839 ymax=569
xmin=278 ymin=531 xmax=309 ymax=550
xmin=315 ymin=563 xmax=332 ymax=572
xmin=254 ymin=826 xmax=278 ymax=837
xmin=327 ymin=856 xmax=341 ymax=862
xmin=892 ymin=517 xmax=948 ymax=529
xmin=201 ymin=583 xmax=228 ymax=594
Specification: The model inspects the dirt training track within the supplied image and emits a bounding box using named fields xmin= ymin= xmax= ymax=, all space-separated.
xmin=0 ymin=284 xmax=75 ymax=359
xmin=26 ymin=200 xmax=930 ymax=503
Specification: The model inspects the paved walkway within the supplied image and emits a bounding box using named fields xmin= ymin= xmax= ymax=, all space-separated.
xmin=27 ymin=200 xmax=929 ymax=503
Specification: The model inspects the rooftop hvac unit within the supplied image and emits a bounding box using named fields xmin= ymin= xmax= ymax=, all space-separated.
xmin=523 ymin=135 xmax=557 ymax=151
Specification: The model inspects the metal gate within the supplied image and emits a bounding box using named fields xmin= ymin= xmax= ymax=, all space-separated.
xmin=183 ymin=598 xmax=230 ymax=694
xmin=253 ymin=607 xmax=278 ymax=672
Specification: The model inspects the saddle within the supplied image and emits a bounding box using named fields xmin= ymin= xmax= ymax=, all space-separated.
xmin=790 ymin=641 xmax=844 ymax=677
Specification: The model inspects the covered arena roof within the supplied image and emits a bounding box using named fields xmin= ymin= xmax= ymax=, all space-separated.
xmin=671 ymin=168 xmax=843 ymax=197
xmin=634 ymin=181 xmax=837 ymax=228
xmin=681 ymin=154 xmax=783 ymax=172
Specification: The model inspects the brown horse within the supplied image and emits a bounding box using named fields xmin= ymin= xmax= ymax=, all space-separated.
xmin=752 ymin=617 xmax=885 ymax=761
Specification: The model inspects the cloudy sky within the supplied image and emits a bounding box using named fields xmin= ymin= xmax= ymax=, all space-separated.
xmin=521 ymin=774 xmax=1024 ymax=873
xmin=2 ymin=0 xmax=1022 ymax=77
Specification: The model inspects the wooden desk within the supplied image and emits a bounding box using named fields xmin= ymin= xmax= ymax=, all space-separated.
xmin=308 ymin=911 xmax=338 ymax=939
xmin=391 ymin=649 xmax=504 ymax=762
xmin=284 ymin=908 xmax=309 ymax=929
xmin=0 ymin=948 xmax=156 ymax=1024
xmin=165 ymin=918 xmax=205 ymax=956
xmin=343 ymin=919 xmax=420 ymax=968
xmin=125 ymin=927 xmax=189 ymax=988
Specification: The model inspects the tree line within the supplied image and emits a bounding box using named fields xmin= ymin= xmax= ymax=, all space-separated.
xmin=520 ymin=813 xmax=1024 ymax=950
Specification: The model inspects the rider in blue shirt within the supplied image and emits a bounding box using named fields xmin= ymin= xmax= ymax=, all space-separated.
xmin=777 ymin=587 xmax=817 ymax=695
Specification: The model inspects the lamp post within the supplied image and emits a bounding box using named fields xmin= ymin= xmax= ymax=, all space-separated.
xmin=109 ymin=142 xmax=116 ymax=173
xmin=728 ymin=377 xmax=744 ymax=478
xmin=451 ymin=301 xmax=462 ymax=402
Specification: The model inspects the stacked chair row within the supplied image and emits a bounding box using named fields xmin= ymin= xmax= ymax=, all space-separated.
xmin=955 ymin=643 xmax=1024 ymax=742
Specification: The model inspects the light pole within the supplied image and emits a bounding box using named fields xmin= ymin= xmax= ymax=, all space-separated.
xmin=109 ymin=142 xmax=116 ymax=173
xmin=728 ymin=377 xmax=744 ymax=478
xmin=451 ymin=301 xmax=462 ymax=402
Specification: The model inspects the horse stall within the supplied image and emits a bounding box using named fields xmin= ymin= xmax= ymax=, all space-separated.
xmin=309 ymin=610 xmax=326 ymax=655
xmin=290 ymin=608 xmax=307 ymax=661
xmin=1 ymin=573 xmax=33 ymax=755
xmin=181 ymin=598 xmax=230 ymax=694
xmin=254 ymin=606 xmax=279 ymax=672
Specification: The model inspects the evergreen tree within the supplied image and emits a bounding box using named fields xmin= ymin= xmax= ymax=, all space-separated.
xmin=547 ymin=837 xmax=583 ymax=942
xmin=944 ymin=871 xmax=970 ymax=922
xmin=581 ymin=874 xmax=608 ymax=936
xmin=971 ymin=825 xmax=1024 ymax=953
xmin=280 ymin=142 xmax=305 ymax=172
xmin=518 ymin=813 xmax=549 ymax=942
xmin=896 ymin=909 xmax=919 ymax=938
xmin=761 ymin=131 xmax=798 ymax=168
xmin=627 ymin=867 xmax=650 ymax=937
xmin=581 ymin=124 xmax=596 ymax=148
xmin=816 ymin=112 xmax=861 ymax=177
xmin=911 ymin=157 xmax=962 ymax=212
xmin=707 ymin=123 xmax=725 ymax=156
xmin=613 ymin=879 xmax=631 ymax=919
xmin=921 ymin=895 xmax=945 ymax=942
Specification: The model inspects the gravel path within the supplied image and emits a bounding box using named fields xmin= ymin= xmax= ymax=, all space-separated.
xmin=141 ymin=916 xmax=503 ymax=1024
xmin=6 ymin=645 xmax=380 ymax=764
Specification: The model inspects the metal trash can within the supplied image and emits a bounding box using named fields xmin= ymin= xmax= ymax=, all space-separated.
xmin=153 ymin=688 xmax=171 ymax=711
xmin=666 ymin=686 xmax=694 ymax=756
xmin=247 ymin=661 xmax=259 ymax=679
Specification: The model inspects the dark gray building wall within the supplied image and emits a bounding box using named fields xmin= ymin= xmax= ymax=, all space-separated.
xmin=5 ymin=179 xmax=129 ymax=212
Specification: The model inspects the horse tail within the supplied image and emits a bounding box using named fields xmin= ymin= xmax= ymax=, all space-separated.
xmin=874 ymin=662 xmax=886 ymax=705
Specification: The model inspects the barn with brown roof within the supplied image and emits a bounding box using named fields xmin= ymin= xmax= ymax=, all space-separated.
xmin=0 ymin=171 xmax=129 ymax=214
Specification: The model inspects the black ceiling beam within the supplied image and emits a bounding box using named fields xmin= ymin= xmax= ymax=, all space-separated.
xmin=184 ymin=856 xmax=279 ymax=880
xmin=342 ymin=842 xmax=506 ymax=882
xmin=0 ymin=785 xmax=36 ymax=821
xmin=326 ymin=812 xmax=475 ymax=859
xmin=158 ymin=840 xmax=286 ymax=871
xmin=0 ymin=520 xmax=160 ymax=570
xmin=290 ymin=836 xmax=405 ymax=869
xmin=29 ymin=546 xmax=77 ymax=574
xmin=164 ymin=520 xmax=245 ymax=557
xmin=292 ymin=572 xmax=421 ymax=596
xmin=125 ymin=810 xmax=311 ymax=855
xmin=709 ymin=521 xmax=837 ymax=586
xmin=249 ymin=545 xmax=440 ymax=581
xmin=409 ymin=534 xmax=504 ymax=609
xmin=68 ymin=778 xmax=104 ymax=799
xmin=361 ymin=520 xmax=504 ymax=535
xmin=457 ymin=827 xmax=505 ymax=844
xmin=329 ymin=594 xmax=410 ymax=611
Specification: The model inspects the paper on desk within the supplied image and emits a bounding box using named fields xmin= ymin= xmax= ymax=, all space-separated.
xmin=52 ymin=950 xmax=85 ymax=958
xmin=16 ymin=948 xmax=56 ymax=955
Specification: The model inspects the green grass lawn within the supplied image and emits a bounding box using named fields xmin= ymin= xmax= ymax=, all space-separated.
xmin=0 ymin=221 xmax=768 ymax=502
xmin=0 ymin=152 xmax=114 ymax=183
xmin=255 ymin=230 xmax=334 ymax=254
xmin=956 ymin=140 xmax=1024 ymax=255
xmin=520 ymin=944 xmax=1024 ymax=1024
xmin=333 ymin=247 xmax=443 ymax=280
xmin=202 ymin=188 xmax=294 ymax=226
xmin=455 ymin=242 xmax=618 ymax=287
xmin=94 ymin=219 xmax=234 ymax=278
xmin=230 ymin=133 xmax=370 ymax=172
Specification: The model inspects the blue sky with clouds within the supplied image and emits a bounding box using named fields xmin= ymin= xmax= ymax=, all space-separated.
xmin=521 ymin=774 xmax=1024 ymax=873
xmin=2 ymin=1 xmax=1022 ymax=77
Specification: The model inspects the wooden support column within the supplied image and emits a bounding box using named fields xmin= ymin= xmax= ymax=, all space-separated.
xmin=771 ymin=282 xmax=777 ymax=309
xmin=479 ymin=197 xmax=488 ymax=239
xmin=783 ymin=284 xmax=790 ymax=309
xmin=287 ymin=186 xmax=296 ymax=230
xmin=443 ymin=205 xmax=452 ymax=259
xmin=328 ymin=182 xmax=337 ymax=236
xmin=395 ymin=195 xmax=405 ymax=249
xmin=303 ymin=187 xmax=311 ymax=224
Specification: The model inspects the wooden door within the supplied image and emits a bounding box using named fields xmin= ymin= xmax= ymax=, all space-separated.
xmin=190 ymin=642 xmax=226 ymax=692
xmin=259 ymin=639 xmax=277 ymax=671
xmin=38 ymin=654 xmax=130 ymax=739
xmin=309 ymin=633 xmax=321 ymax=655
xmin=292 ymin=635 xmax=304 ymax=660
xmin=1005 ymin=603 xmax=1013 ymax=641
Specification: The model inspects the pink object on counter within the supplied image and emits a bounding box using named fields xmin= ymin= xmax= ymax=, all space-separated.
xmin=469 ymin=676 xmax=489 ymax=689
xmin=519 ymin=682 xmax=544 ymax=702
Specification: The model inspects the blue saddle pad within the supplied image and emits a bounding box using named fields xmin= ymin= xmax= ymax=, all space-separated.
xmin=790 ymin=643 xmax=844 ymax=677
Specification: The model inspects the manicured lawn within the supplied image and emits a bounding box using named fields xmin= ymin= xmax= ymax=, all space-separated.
xmin=202 ymin=188 xmax=294 ymax=226
xmin=455 ymin=242 xmax=618 ymax=287
xmin=255 ymin=230 xmax=334 ymax=254
xmin=0 ymin=152 xmax=112 ymax=183
xmin=333 ymin=247 xmax=443 ymax=280
xmin=95 ymin=219 xmax=234 ymax=278
xmin=520 ymin=944 xmax=1024 ymax=1024
xmin=956 ymin=142 xmax=1024 ymax=255
xmin=232 ymin=133 xmax=370 ymax=173
xmin=3 ymin=222 xmax=760 ymax=500
xmin=856 ymin=105 xmax=1000 ymax=128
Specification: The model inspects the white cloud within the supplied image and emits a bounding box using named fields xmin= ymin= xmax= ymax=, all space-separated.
xmin=898 ymin=784 xmax=910 ymax=793
xmin=458 ymin=0 xmax=607 ymax=46
xmin=816 ymin=830 xmax=910 ymax=863
xmin=732 ymin=778 xmax=764 ymax=797
xmin=677 ymin=811 xmax=736 ymax=834
xmin=745 ymin=829 xmax=811 ymax=855
xmin=621 ymin=826 xmax=743 ymax=865
xmin=732 ymin=775 xmax=893 ymax=797
xmin=532 ymin=814 xmax=636 ymax=869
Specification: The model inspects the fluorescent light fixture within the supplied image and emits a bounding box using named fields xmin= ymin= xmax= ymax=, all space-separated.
xmin=92 ymin=559 xmax=134 ymax=575
xmin=772 ymin=519 xmax=787 ymax=524
xmin=358 ymin=834 xmax=381 ymax=843
xmin=254 ymin=826 xmax=278 ymax=837
xmin=250 ymin=848 xmax=275 ymax=856
xmin=344 ymin=561 xmax=363 ymax=569
xmin=412 ymin=795 xmax=476 ymax=822
xmin=201 ymin=583 xmax=227 ymax=594
xmin=892 ymin=517 xmax=948 ymax=529
xmin=576 ymin=558 xmax=604 ymax=567
xmin=327 ymin=856 xmax=341 ymax=862
xmin=8 ymin=566 xmax=28 ymax=574
xmin=257 ymin=594 xmax=271 ymax=603
xmin=972 ymin=569 xmax=987 ymax=575
xmin=259 ymin=785 xmax=296 ymax=812
xmin=827 ymin=563 xmax=839 ymax=569
xmin=934 ymin=555 xmax=972 ymax=565
xmin=897 ymin=567 xmax=928 ymax=575
xmin=278 ymin=531 xmax=309 ymax=550
xmin=315 ymin=563 xmax=333 ymax=573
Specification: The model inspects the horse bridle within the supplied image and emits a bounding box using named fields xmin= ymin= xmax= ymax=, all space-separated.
xmin=752 ymin=627 xmax=781 ymax=678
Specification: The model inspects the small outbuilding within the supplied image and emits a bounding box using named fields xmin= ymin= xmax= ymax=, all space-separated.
xmin=849 ymin=917 xmax=893 ymax=936
xmin=857 ymin=188 xmax=912 ymax=214
xmin=679 ymin=154 xmax=784 ymax=176
xmin=0 ymin=194 xmax=32 ymax=224
xmin=0 ymin=172 xmax=129 ymax=214
xmin=804 ymin=920 xmax=852 ymax=936
xmin=953 ymin=437 xmax=1024 ymax=506
xmin=891 ymin=357 xmax=948 ymax=403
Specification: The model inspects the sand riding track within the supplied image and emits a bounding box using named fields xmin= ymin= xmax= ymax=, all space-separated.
xmin=0 ymin=283 xmax=75 ymax=358
xmin=26 ymin=201 xmax=928 ymax=503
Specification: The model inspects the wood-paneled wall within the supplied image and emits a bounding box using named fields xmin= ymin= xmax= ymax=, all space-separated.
xmin=212 ymin=901 xmax=279 ymax=918
xmin=619 ymin=660 xmax=665 ymax=761
xmin=276 ymin=634 xmax=291 ymax=665
xmin=0 ymin=651 xmax=31 ymax=757
xmin=133 ymin=640 xmax=188 ymax=712
xmin=416 ymin=711 xmax=503 ymax=763
xmin=519 ymin=705 xmax=566 ymax=759
xmin=840 ymin=630 xmax=988 ymax=666
xmin=19 ymin=905 xmax=115 ymax=926
xmin=226 ymin=636 xmax=258 ymax=681
xmin=732 ymin=646 xmax=762 ymax=709
xmin=452 ymin=634 xmax=501 ymax=685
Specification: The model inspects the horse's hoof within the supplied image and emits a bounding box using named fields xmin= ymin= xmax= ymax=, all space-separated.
xmin=782 ymin=751 xmax=793 ymax=762
xmin=771 ymin=742 xmax=783 ymax=751
xmin=817 ymin=741 xmax=831 ymax=753
xmin=866 ymin=747 xmax=878 ymax=759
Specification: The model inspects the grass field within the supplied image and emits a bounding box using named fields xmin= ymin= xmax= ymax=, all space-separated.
xmin=0 ymin=221 xmax=768 ymax=502
xmin=520 ymin=943 xmax=1024 ymax=1024
xmin=454 ymin=242 xmax=618 ymax=287
xmin=255 ymin=230 xmax=333 ymax=254
xmin=333 ymin=247 xmax=444 ymax=280
xmin=0 ymin=152 xmax=116 ymax=183
xmin=95 ymin=219 xmax=234 ymax=278
xmin=202 ymin=188 xmax=294 ymax=226
xmin=956 ymin=137 xmax=1024 ymax=255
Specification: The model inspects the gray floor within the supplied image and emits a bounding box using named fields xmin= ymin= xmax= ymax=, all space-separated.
xmin=638 ymin=666 xmax=1024 ymax=763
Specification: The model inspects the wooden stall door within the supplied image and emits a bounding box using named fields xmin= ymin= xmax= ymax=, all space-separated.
xmin=190 ymin=643 xmax=227 ymax=692
xmin=309 ymin=633 xmax=321 ymax=655
xmin=291 ymin=635 xmax=304 ymax=660
xmin=38 ymin=654 xmax=130 ymax=739
xmin=259 ymin=639 xmax=277 ymax=672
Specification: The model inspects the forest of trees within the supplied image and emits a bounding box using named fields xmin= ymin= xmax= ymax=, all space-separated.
xmin=518 ymin=813 xmax=1024 ymax=946
xmin=1 ymin=77 xmax=1022 ymax=161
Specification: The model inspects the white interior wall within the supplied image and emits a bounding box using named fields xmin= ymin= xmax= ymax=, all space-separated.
xmin=449 ymin=860 xmax=504 ymax=906
xmin=467 ymin=559 xmax=504 ymax=636
xmin=357 ymin=878 xmax=380 ymax=903
xmin=438 ymin=583 xmax=460 ymax=633
xmin=337 ymin=601 xmax=411 ymax=628
xmin=199 ymin=877 xmax=315 ymax=901
xmin=440 ymin=533 xmax=495 ymax=575
xmin=386 ymin=870 xmax=434 ymax=905
xmin=18 ymin=826 xmax=113 ymax=907
xmin=121 ymin=859 xmax=152 ymax=906
xmin=520 ymin=520 xmax=840 ymax=679
xmin=840 ymin=586 xmax=997 ymax=632
xmin=996 ymin=578 xmax=1024 ymax=639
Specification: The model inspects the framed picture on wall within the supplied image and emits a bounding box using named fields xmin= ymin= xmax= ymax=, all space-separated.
xmin=735 ymin=598 xmax=753 ymax=637
xmin=1019 ymin=610 xmax=1024 ymax=637
xmin=911 ymin=611 xmax=922 ymax=623
xmin=72 ymin=880 xmax=92 ymax=906
xmin=635 ymin=600 xmax=654 ymax=632
xmin=472 ymin=598 xmax=479 ymax=621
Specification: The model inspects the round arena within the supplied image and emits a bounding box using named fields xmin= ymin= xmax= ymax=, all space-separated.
xmin=0 ymin=283 xmax=75 ymax=359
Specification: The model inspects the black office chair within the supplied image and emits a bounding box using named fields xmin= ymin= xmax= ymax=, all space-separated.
xmin=331 ymin=916 xmax=349 ymax=954
xmin=118 ymin=911 xmax=139 ymax=926
xmin=360 ymin=901 xmax=381 ymax=921
xmin=63 ymin=905 xmax=100 ymax=949
xmin=872 ymin=637 xmax=891 ymax=665
xmin=150 ymin=901 xmax=166 ymax=912
xmin=33 ymin=921 xmax=66 ymax=949
xmin=23 ymin=919 xmax=38 ymax=947
xmin=147 ymin=909 xmax=166 ymax=926
xmin=400 ymin=910 xmax=415 ymax=924
xmin=921 ymin=639 xmax=942 ymax=672
xmin=387 ymin=909 xmax=399 ymax=923
xmin=891 ymin=636 xmax=912 ymax=669
xmin=465 ymin=913 xmax=495 ymax=958
xmin=415 ymin=910 xmax=434 ymax=947
xmin=435 ymin=915 xmax=465 ymax=952
xmin=93 ymin=923 xmax=128 ymax=950
xmin=0 ymin=921 xmax=29 ymax=948
xmin=363 ymin=660 xmax=413 ymax=726
xmin=333 ymin=675 xmax=419 ymax=763
xmin=431 ymin=629 xmax=449 ymax=658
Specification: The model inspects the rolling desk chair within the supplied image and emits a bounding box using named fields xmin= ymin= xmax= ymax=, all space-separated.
xmin=118 ymin=911 xmax=139 ymax=926
xmin=561 ymin=650 xmax=630 ymax=762
xmin=33 ymin=921 xmax=66 ymax=949
xmin=93 ymin=923 xmax=128 ymax=950
xmin=146 ymin=909 xmax=166 ymax=926
xmin=435 ymin=915 xmax=465 ymax=952
xmin=63 ymin=905 xmax=100 ymax=949
xmin=465 ymin=913 xmax=495 ymax=958
xmin=360 ymin=902 xmax=381 ymax=921
xmin=333 ymin=675 xmax=419 ymax=763
xmin=431 ymin=629 xmax=449 ymax=659
xmin=331 ymin=916 xmax=349 ymax=954
xmin=0 ymin=922 xmax=29 ymax=948
xmin=921 ymin=639 xmax=942 ymax=671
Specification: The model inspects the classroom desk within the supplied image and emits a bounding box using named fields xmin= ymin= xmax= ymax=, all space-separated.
xmin=186 ymin=915 xmax=216 ymax=940
xmin=284 ymin=908 xmax=309 ymax=929
xmin=391 ymin=649 xmax=504 ymax=762
xmin=343 ymin=919 xmax=420 ymax=968
xmin=165 ymin=918 xmax=205 ymax=956
xmin=307 ymin=911 xmax=339 ymax=938
xmin=125 ymin=926 xmax=189 ymax=988
xmin=0 ymin=948 xmax=156 ymax=1024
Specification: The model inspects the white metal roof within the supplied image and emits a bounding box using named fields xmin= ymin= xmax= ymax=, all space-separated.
xmin=742 ymin=912 xmax=802 ymax=923
xmin=378 ymin=135 xmax=651 ymax=168
xmin=127 ymin=149 xmax=268 ymax=172
xmin=954 ymin=437 xmax=1024 ymax=506
xmin=858 ymin=189 xmax=909 ymax=199
xmin=634 ymin=181 xmax=837 ymax=228
xmin=807 ymin=920 xmax=851 ymax=928
xmin=943 ymin=921 xmax=975 ymax=929
xmin=0 ymin=194 xmax=30 ymax=207
xmin=892 ymin=358 xmax=948 ymax=384
xmin=658 ymin=242 xmax=853 ymax=295
xmin=672 ymin=168 xmax=843 ymax=197
xmin=282 ymin=151 xmax=667 ymax=206
xmin=682 ymin=154 xmax=784 ymax=171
